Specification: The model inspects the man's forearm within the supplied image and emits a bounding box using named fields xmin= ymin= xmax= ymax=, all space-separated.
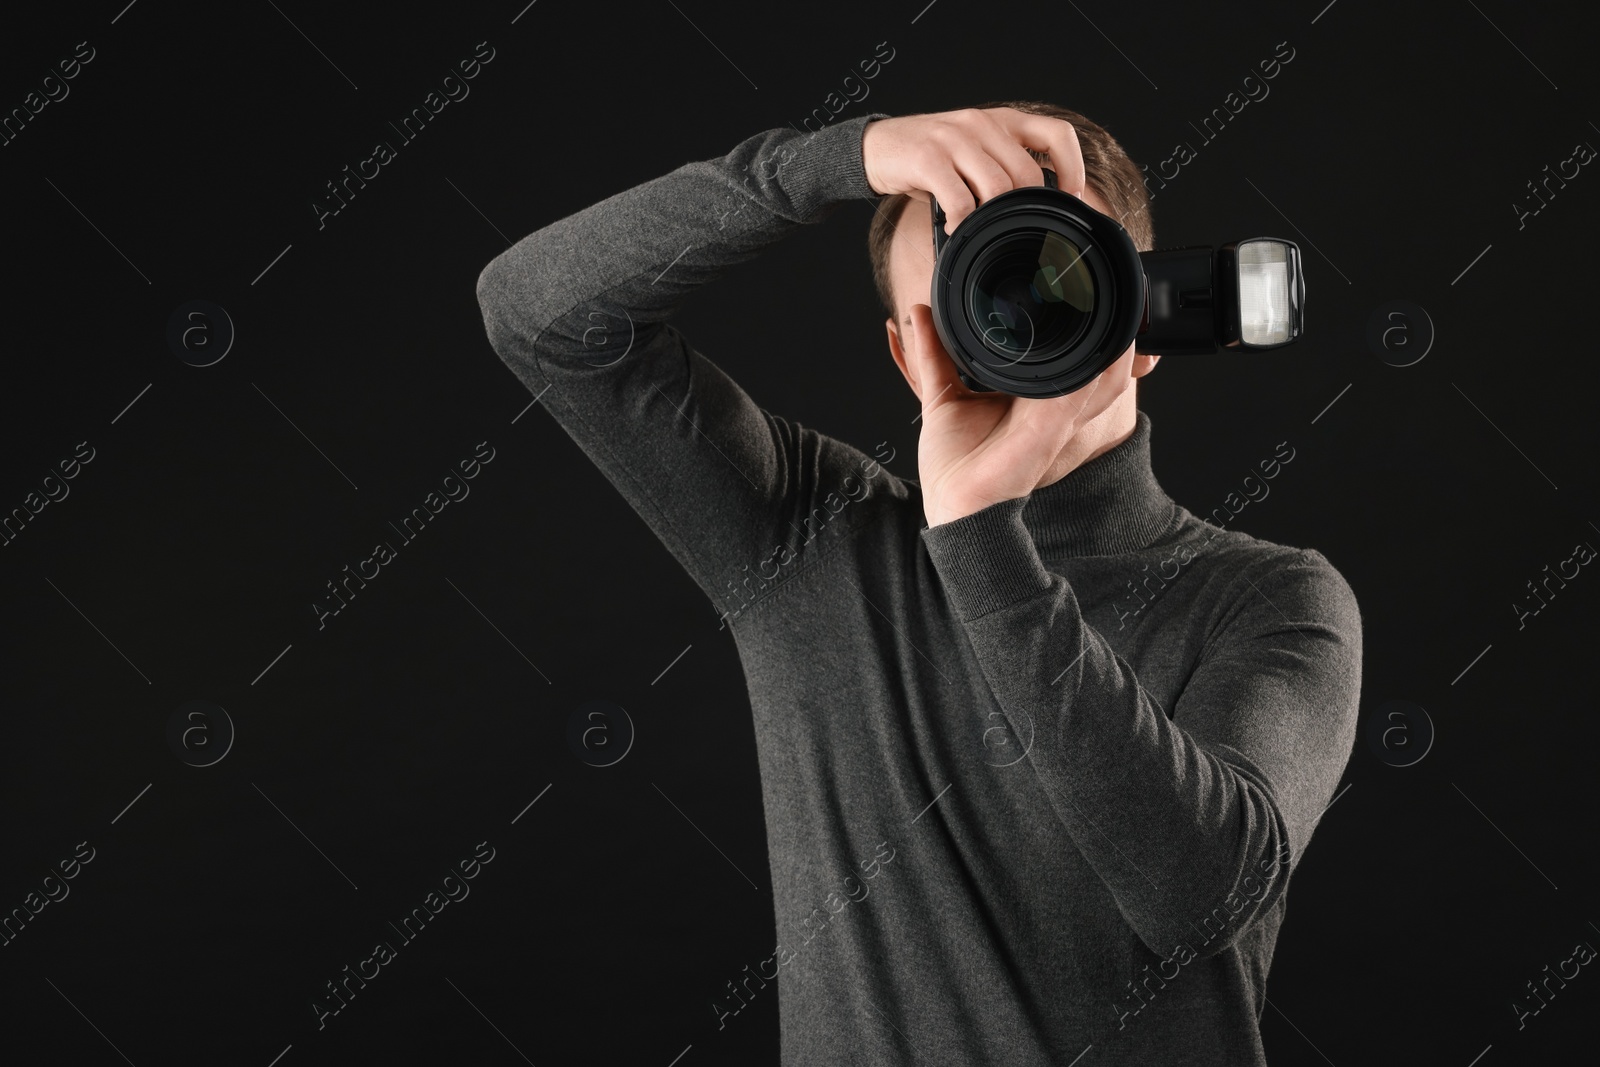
xmin=475 ymin=114 xmax=889 ymax=367
xmin=920 ymin=496 xmax=1362 ymax=959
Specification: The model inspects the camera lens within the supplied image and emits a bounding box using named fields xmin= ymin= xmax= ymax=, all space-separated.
xmin=930 ymin=181 xmax=1145 ymax=397
xmin=968 ymin=228 xmax=1095 ymax=363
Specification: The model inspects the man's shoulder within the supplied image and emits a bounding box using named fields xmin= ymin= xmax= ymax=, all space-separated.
xmin=1169 ymin=511 xmax=1361 ymax=638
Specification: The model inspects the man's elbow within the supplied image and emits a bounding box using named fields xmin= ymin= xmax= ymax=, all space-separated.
xmin=475 ymin=256 xmax=507 ymax=318
xmin=1136 ymin=859 xmax=1291 ymax=962
xmin=1135 ymin=894 xmax=1268 ymax=962
xmin=1183 ymin=899 xmax=1261 ymax=960
xmin=474 ymin=256 xmax=539 ymax=361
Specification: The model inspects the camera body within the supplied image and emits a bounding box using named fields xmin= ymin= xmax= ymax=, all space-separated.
xmin=929 ymin=168 xmax=1306 ymax=397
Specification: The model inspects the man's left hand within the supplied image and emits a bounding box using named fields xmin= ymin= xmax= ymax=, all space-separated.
xmin=903 ymin=302 xmax=1135 ymax=527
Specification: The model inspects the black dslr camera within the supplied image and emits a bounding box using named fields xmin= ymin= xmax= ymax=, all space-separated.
xmin=929 ymin=168 xmax=1306 ymax=397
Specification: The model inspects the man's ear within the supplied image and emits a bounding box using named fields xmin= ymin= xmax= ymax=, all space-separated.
xmin=1132 ymin=353 xmax=1161 ymax=379
xmin=886 ymin=316 xmax=919 ymax=400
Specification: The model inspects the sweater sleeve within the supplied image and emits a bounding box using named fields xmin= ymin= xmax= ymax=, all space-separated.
xmin=474 ymin=113 xmax=894 ymax=622
xmin=920 ymin=497 xmax=1363 ymax=959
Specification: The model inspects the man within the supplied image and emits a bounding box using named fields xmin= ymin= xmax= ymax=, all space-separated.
xmin=475 ymin=101 xmax=1362 ymax=1066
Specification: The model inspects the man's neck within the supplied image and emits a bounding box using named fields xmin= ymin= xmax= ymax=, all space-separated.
xmin=1032 ymin=393 xmax=1138 ymax=494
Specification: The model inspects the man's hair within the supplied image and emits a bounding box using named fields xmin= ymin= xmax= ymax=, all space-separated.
xmin=866 ymin=100 xmax=1156 ymax=400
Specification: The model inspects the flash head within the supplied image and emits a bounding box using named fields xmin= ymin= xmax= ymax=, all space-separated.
xmin=928 ymin=168 xmax=1306 ymax=397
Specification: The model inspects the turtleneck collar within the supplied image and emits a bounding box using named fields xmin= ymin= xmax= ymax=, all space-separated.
xmin=1021 ymin=408 xmax=1178 ymax=559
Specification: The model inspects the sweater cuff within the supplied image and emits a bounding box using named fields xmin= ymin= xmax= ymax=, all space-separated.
xmin=780 ymin=113 xmax=891 ymax=220
xmin=920 ymin=497 xmax=1055 ymax=622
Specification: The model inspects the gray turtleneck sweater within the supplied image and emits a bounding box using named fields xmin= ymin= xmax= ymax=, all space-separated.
xmin=475 ymin=113 xmax=1363 ymax=1067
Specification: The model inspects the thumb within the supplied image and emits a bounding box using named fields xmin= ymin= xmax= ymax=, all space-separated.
xmin=906 ymin=303 xmax=967 ymax=411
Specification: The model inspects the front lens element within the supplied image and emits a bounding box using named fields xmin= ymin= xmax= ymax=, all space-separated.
xmin=970 ymin=229 xmax=1095 ymax=361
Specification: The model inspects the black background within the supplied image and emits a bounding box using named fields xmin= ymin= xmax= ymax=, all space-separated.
xmin=2 ymin=1 xmax=1597 ymax=1064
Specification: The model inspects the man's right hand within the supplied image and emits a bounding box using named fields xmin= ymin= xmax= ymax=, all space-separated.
xmin=861 ymin=107 xmax=1087 ymax=231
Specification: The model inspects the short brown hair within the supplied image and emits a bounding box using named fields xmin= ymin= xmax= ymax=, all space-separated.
xmin=867 ymin=100 xmax=1155 ymax=322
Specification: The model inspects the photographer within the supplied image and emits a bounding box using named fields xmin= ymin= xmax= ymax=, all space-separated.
xmin=475 ymin=102 xmax=1362 ymax=1066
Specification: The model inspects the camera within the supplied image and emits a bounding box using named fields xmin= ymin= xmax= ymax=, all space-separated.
xmin=929 ymin=168 xmax=1306 ymax=397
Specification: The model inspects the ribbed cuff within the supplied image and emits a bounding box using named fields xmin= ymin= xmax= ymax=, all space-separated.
xmin=920 ymin=497 xmax=1055 ymax=622
xmin=780 ymin=113 xmax=892 ymax=220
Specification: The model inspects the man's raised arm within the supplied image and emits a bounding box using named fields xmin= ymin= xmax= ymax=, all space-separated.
xmin=474 ymin=113 xmax=892 ymax=620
